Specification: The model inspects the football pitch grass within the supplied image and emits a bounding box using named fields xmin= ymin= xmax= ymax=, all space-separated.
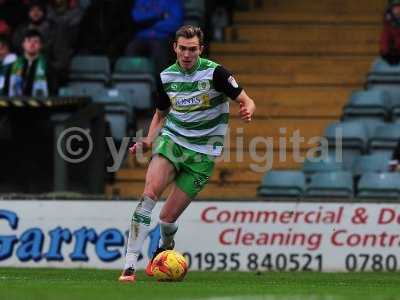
xmin=1 ymin=268 xmax=400 ymax=300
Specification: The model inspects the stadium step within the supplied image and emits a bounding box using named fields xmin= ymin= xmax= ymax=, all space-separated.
xmin=106 ymin=182 xmax=260 ymax=199
xmin=235 ymin=73 xmax=364 ymax=87
xmin=233 ymin=11 xmax=382 ymax=25
xmin=248 ymin=86 xmax=350 ymax=109
xmin=116 ymin=168 xmax=264 ymax=184
xmin=259 ymin=0 xmax=387 ymax=14
xmin=224 ymin=24 xmax=380 ymax=43
xmin=210 ymin=42 xmax=378 ymax=56
xmin=211 ymin=55 xmax=372 ymax=86
xmin=212 ymin=55 xmax=372 ymax=74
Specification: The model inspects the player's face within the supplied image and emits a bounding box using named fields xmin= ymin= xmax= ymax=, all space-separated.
xmin=393 ymin=5 xmax=400 ymax=18
xmin=174 ymin=37 xmax=203 ymax=71
xmin=23 ymin=37 xmax=42 ymax=57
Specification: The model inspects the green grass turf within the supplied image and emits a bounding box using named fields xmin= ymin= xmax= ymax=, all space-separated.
xmin=1 ymin=268 xmax=400 ymax=300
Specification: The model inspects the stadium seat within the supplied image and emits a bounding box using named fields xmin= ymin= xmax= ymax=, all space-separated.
xmin=257 ymin=170 xmax=305 ymax=198
xmin=58 ymin=84 xmax=104 ymax=98
xmin=368 ymin=123 xmax=400 ymax=156
xmin=69 ymin=55 xmax=111 ymax=85
xmin=184 ymin=0 xmax=205 ymax=26
xmin=305 ymin=171 xmax=353 ymax=198
xmin=92 ymin=89 xmax=132 ymax=141
xmin=112 ymin=57 xmax=155 ymax=110
xmin=366 ymin=57 xmax=400 ymax=107
xmin=302 ymin=153 xmax=344 ymax=181
xmin=342 ymin=89 xmax=391 ymax=122
xmin=357 ymin=172 xmax=400 ymax=199
xmin=352 ymin=153 xmax=392 ymax=176
xmin=393 ymin=107 xmax=400 ymax=123
xmin=324 ymin=121 xmax=369 ymax=170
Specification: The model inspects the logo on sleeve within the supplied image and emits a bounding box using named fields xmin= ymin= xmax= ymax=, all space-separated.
xmin=228 ymin=76 xmax=239 ymax=88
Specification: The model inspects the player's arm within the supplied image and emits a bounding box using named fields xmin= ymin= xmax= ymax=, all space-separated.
xmin=130 ymin=76 xmax=171 ymax=154
xmin=235 ymin=90 xmax=256 ymax=123
xmin=213 ymin=65 xmax=256 ymax=123
xmin=145 ymin=108 xmax=169 ymax=144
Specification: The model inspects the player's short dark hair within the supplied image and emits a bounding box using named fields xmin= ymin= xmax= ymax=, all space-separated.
xmin=175 ymin=25 xmax=204 ymax=45
xmin=23 ymin=29 xmax=43 ymax=42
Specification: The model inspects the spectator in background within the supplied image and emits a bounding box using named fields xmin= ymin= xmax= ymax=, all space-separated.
xmin=0 ymin=0 xmax=30 ymax=35
xmin=46 ymin=0 xmax=87 ymax=86
xmin=77 ymin=0 xmax=133 ymax=61
xmin=0 ymin=35 xmax=16 ymax=95
xmin=12 ymin=1 xmax=56 ymax=56
xmin=125 ymin=0 xmax=184 ymax=73
xmin=380 ymin=2 xmax=400 ymax=65
xmin=0 ymin=20 xmax=10 ymax=36
xmin=4 ymin=29 xmax=55 ymax=97
xmin=389 ymin=140 xmax=400 ymax=171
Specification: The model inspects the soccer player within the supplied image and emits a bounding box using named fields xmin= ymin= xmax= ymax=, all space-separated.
xmin=119 ymin=25 xmax=255 ymax=282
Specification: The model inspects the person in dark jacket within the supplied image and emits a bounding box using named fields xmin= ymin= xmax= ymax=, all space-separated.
xmin=125 ymin=0 xmax=184 ymax=73
xmin=389 ymin=140 xmax=400 ymax=171
xmin=381 ymin=3 xmax=400 ymax=65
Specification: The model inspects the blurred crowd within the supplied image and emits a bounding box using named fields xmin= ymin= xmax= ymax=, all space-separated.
xmin=0 ymin=0 xmax=239 ymax=98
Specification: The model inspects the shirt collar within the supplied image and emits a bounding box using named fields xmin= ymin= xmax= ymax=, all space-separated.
xmin=176 ymin=57 xmax=201 ymax=75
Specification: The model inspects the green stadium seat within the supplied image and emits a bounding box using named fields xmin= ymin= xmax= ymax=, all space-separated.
xmin=257 ymin=170 xmax=305 ymax=198
xmin=58 ymin=84 xmax=104 ymax=98
xmin=69 ymin=55 xmax=111 ymax=84
xmin=357 ymin=172 xmax=400 ymax=199
xmin=184 ymin=0 xmax=205 ymax=26
xmin=305 ymin=171 xmax=353 ymax=198
xmin=92 ymin=89 xmax=132 ymax=142
xmin=112 ymin=57 xmax=155 ymax=110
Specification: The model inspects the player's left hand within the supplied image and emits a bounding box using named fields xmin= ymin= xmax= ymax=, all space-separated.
xmin=239 ymin=101 xmax=255 ymax=122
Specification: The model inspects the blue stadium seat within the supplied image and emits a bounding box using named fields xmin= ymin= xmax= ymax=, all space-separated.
xmin=357 ymin=172 xmax=400 ymax=199
xmin=324 ymin=121 xmax=369 ymax=169
xmin=352 ymin=153 xmax=392 ymax=176
xmin=342 ymin=89 xmax=391 ymax=122
xmin=112 ymin=57 xmax=155 ymax=110
xmin=305 ymin=171 xmax=353 ymax=198
xmin=302 ymin=153 xmax=344 ymax=181
xmin=366 ymin=57 xmax=400 ymax=107
xmin=393 ymin=107 xmax=400 ymax=123
xmin=368 ymin=123 xmax=400 ymax=156
xmin=257 ymin=170 xmax=305 ymax=198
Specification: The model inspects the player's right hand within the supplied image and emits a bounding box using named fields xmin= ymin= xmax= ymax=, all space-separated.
xmin=129 ymin=138 xmax=151 ymax=155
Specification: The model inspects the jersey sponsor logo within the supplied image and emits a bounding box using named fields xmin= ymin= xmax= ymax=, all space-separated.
xmin=173 ymin=94 xmax=210 ymax=107
xmin=228 ymin=76 xmax=239 ymax=88
xmin=198 ymin=80 xmax=210 ymax=91
xmin=175 ymin=95 xmax=202 ymax=107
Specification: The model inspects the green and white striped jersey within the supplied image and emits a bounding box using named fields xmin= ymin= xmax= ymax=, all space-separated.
xmin=156 ymin=57 xmax=242 ymax=156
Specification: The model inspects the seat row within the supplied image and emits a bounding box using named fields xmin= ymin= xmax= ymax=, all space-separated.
xmin=258 ymin=170 xmax=400 ymax=200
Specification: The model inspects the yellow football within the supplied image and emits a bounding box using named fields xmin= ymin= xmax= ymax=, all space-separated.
xmin=151 ymin=250 xmax=188 ymax=281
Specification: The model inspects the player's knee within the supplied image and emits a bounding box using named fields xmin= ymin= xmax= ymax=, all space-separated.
xmin=143 ymin=183 xmax=162 ymax=200
xmin=143 ymin=189 xmax=158 ymax=201
xmin=159 ymin=211 xmax=177 ymax=223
